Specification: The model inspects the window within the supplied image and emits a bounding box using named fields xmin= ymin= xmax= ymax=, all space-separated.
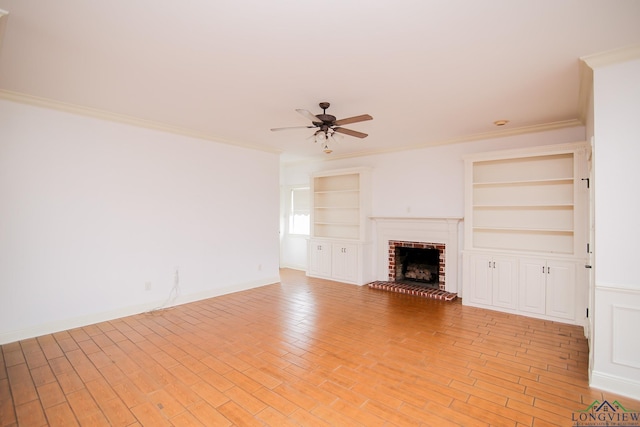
xmin=289 ymin=187 xmax=310 ymax=235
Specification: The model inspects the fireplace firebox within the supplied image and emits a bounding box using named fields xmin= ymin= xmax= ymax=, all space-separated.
xmin=388 ymin=240 xmax=446 ymax=290
xmin=395 ymin=247 xmax=439 ymax=287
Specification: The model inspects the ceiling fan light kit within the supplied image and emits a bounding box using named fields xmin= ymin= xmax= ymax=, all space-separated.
xmin=271 ymin=102 xmax=372 ymax=154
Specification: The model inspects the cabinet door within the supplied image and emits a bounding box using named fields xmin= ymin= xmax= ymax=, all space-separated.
xmin=332 ymin=243 xmax=359 ymax=282
xmin=466 ymin=253 xmax=493 ymax=305
xmin=492 ymin=256 xmax=518 ymax=309
xmin=308 ymin=241 xmax=332 ymax=277
xmin=519 ymin=258 xmax=546 ymax=314
xmin=545 ymin=260 xmax=576 ymax=320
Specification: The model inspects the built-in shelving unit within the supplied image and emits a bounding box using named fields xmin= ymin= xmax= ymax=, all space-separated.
xmin=312 ymin=172 xmax=362 ymax=240
xmin=462 ymin=142 xmax=591 ymax=326
xmin=307 ymin=168 xmax=373 ymax=285
xmin=470 ymin=153 xmax=575 ymax=254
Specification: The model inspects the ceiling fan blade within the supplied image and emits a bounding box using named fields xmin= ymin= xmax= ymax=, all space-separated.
xmin=334 ymin=114 xmax=373 ymax=126
xmin=334 ymin=127 xmax=368 ymax=138
xmin=296 ymin=109 xmax=322 ymax=124
xmin=270 ymin=125 xmax=315 ymax=131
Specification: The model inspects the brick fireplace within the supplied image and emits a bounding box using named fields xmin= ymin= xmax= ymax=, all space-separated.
xmin=373 ymin=217 xmax=462 ymax=293
xmin=388 ymin=240 xmax=446 ymax=290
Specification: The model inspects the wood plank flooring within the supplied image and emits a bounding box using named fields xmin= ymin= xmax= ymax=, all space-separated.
xmin=1 ymin=268 xmax=638 ymax=426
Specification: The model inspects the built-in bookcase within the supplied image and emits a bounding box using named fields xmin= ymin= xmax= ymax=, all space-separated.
xmin=471 ymin=153 xmax=575 ymax=254
xmin=312 ymin=169 xmax=371 ymax=241
xmin=462 ymin=142 xmax=591 ymax=326
xmin=313 ymin=173 xmax=361 ymax=240
xmin=308 ymin=168 xmax=373 ymax=285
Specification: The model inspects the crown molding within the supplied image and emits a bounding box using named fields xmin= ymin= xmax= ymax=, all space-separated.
xmin=577 ymin=45 xmax=640 ymax=127
xmin=581 ymin=44 xmax=640 ymax=69
xmin=324 ymin=119 xmax=584 ymax=162
xmin=578 ymin=60 xmax=594 ymax=125
xmin=0 ymin=89 xmax=281 ymax=155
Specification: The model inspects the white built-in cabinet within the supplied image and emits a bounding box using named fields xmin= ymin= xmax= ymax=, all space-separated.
xmin=462 ymin=142 xmax=590 ymax=325
xmin=518 ymin=257 xmax=576 ymax=320
xmin=308 ymin=240 xmax=332 ymax=277
xmin=308 ymin=241 xmax=361 ymax=283
xmin=307 ymin=168 xmax=373 ymax=285
xmin=466 ymin=253 xmax=518 ymax=309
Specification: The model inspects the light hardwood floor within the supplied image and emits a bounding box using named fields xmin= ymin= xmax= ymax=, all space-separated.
xmin=1 ymin=268 xmax=638 ymax=426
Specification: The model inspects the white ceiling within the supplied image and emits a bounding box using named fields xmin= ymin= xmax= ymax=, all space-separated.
xmin=1 ymin=1 xmax=639 ymax=162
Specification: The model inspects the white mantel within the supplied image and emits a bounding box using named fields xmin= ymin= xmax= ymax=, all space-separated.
xmin=372 ymin=217 xmax=463 ymax=293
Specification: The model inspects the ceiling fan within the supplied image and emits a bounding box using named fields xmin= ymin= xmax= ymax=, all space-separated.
xmin=271 ymin=102 xmax=373 ymax=153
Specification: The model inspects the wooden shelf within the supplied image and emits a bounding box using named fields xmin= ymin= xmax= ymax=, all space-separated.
xmin=473 ymin=227 xmax=574 ymax=233
xmin=472 ymin=153 xmax=574 ymax=183
xmin=472 ymin=229 xmax=574 ymax=254
xmin=473 ymin=178 xmax=573 ymax=186
xmin=472 ymin=204 xmax=574 ymax=208
xmin=315 ymin=222 xmax=360 ymax=226
xmin=314 ymin=189 xmax=359 ymax=194
xmin=313 ymin=174 xmax=359 ymax=192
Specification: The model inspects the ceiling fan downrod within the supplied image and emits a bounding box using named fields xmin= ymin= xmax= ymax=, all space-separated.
xmin=315 ymin=102 xmax=336 ymax=124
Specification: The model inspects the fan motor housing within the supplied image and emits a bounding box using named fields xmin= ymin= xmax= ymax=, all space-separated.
xmin=316 ymin=114 xmax=336 ymax=124
xmin=316 ymin=102 xmax=335 ymax=124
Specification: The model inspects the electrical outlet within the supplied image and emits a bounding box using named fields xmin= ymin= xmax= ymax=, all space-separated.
xmin=145 ymin=282 xmax=152 ymax=291
xmin=258 ymin=264 xmax=262 ymax=271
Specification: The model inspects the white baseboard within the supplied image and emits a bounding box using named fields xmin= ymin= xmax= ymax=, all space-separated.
xmin=591 ymin=370 xmax=640 ymax=401
xmin=0 ymin=276 xmax=280 ymax=345
xmin=279 ymin=264 xmax=306 ymax=272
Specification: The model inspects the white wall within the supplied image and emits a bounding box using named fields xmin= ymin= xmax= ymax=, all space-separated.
xmin=280 ymin=126 xmax=585 ymax=269
xmin=590 ymin=57 xmax=640 ymax=399
xmin=0 ymin=99 xmax=281 ymax=344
